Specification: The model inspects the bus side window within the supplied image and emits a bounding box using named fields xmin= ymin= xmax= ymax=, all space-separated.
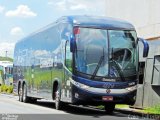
xmin=65 ymin=40 xmax=72 ymax=72
xmin=11 ymin=68 xmax=13 ymax=74
xmin=5 ymin=67 xmax=7 ymax=73
xmin=9 ymin=67 xmax=10 ymax=74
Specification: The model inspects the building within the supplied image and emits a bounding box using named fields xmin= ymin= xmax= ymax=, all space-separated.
xmin=105 ymin=0 xmax=160 ymax=40
xmin=105 ymin=0 xmax=160 ymax=108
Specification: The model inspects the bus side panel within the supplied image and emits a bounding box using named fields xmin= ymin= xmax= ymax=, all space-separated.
xmin=28 ymin=24 xmax=64 ymax=99
xmin=14 ymin=20 xmax=73 ymax=101
xmin=14 ymin=23 xmax=64 ymax=99
xmin=13 ymin=42 xmax=23 ymax=94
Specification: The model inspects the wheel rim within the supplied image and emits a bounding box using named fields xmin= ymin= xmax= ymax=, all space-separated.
xmin=19 ymin=87 xmax=22 ymax=101
xmin=23 ymin=84 xmax=26 ymax=102
xmin=55 ymin=90 xmax=60 ymax=109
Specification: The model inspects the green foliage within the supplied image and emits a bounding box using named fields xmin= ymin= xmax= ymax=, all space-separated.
xmin=1 ymin=85 xmax=8 ymax=92
xmin=145 ymin=104 xmax=160 ymax=114
xmin=7 ymin=85 xmax=13 ymax=93
xmin=0 ymin=56 xmax=13 ymax=62
xmin=0 ymin=84 xmax=13 ymax=93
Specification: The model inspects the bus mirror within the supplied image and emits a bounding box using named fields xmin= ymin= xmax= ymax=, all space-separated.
xmin=138 ymin=38 xmax=149 ymax=57
xmin=70 ymin=35 xmax=75 ymax=52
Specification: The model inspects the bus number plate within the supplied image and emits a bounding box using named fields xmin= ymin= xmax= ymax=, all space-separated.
xmin=102 ymin=96 xmax=113 ymax=101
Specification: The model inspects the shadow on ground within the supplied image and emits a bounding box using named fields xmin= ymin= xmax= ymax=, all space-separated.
xmin=31 ymin=100 xmax=129 ymax=118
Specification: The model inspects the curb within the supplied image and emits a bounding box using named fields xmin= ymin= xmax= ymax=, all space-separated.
xmin=115 ymin=108 xmax=160 ymax=120
xmin=115 ymin=108 xmax=145 ymax=116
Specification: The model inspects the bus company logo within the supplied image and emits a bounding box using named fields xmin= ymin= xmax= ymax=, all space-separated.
xmin=106 ymin=89 xmax=111 ymax=94
xmin=103 ymin=83 xmax=114 ymax=89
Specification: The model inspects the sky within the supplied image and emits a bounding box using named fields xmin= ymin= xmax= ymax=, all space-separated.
xmin=0 ymin=0 xmax=106 ymax=58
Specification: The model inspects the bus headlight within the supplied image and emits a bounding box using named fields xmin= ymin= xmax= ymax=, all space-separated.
xmin=71 ymin=79 xmax=90 ymax=90
xmin=128 ymin=82 xmax=136 ymax=86
xmin=125 ymin=85 xmax=137 ymax=92
xmin=79 ymin=83 xmax=90 ymax=89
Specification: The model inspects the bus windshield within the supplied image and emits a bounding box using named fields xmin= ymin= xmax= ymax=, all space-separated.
xmin=108 ymin=30 xmax=138 ymax=81
xmin=74 ymin=27 xmax=138 ymax=81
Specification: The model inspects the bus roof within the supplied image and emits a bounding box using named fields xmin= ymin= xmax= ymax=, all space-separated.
xmin=58 ymin=15 xmax=135 ymax=30
xmin=16 ymin=15 xmax=135 ymax=45
xmin=0 ymin=61 xmax=13 ymax=67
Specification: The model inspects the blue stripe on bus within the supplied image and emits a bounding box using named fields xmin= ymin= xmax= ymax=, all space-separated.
xmin=72 ymin=75 xmax=137 ymax=89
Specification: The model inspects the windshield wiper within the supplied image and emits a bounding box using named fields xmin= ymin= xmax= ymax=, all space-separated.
xmin=91 ymin=55 xmax=104 ymax=80
xmin=110 ymin=59 xmax=125 ymax=81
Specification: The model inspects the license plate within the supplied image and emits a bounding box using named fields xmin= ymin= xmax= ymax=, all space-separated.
xmin=102 ymin=96 xmax=113 ymax=101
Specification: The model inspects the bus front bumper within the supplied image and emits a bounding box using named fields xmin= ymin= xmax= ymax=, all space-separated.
xmin=71 ymin=84 xmax=137 ymax=105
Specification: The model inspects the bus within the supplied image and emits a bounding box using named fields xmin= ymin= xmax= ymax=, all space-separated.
xmin=0 ymin=61 xmax=13 ymax=86
xmin=0 ymin=66 xmax=4 ymax=85
xmin=13 ymin=16 xmax=149 ymax=114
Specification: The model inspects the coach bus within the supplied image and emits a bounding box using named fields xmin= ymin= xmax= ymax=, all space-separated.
xmin=13 ymin=16 xmax=149 ymax=114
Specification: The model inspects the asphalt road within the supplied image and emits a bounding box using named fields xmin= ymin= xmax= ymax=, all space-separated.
xmin=0 ymin=94 xmax=153 ymax=120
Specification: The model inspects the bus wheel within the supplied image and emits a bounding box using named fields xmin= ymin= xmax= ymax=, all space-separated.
xmin=104 ymin=103 xmax=115 ymax=114
xmin=30 ymin=98 xmax=37 ymax=103
xmin=18 ymin=84 xmax=23 ymax=102
xmin=55 ymin=86 xmax=62 ymax=110
xmin=22 ymin=83 xmax=29 ymax=103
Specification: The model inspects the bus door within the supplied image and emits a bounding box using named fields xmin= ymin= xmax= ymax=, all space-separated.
xmin=63 ymin=40 xmax=72 ymax=102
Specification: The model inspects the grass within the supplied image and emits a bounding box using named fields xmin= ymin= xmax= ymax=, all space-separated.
xmin=97 ymin=105 xmax=104 ymax=109
xmin=97 ymin=104 xmax=129 ymax=110
xmin=116 ymin=104 xmax=129 ymax=109
xmin=144 ymin=104 xmax=160 ymax=114
xmin=116 ymin=104 xmax=160 ymax=115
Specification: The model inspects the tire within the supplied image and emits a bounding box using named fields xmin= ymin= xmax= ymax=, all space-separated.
xmin=18 ymin=84 xmax=23 ymax=102
xmin=22 ymin=83 xmax=29 ymax=103
xmin=55 ymin=86 xmax=63 ymax=110
xmin=104 ymin=103 xmax=115 ymax=114
xmin=30 ymin=98 xmax=37 ymax=103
